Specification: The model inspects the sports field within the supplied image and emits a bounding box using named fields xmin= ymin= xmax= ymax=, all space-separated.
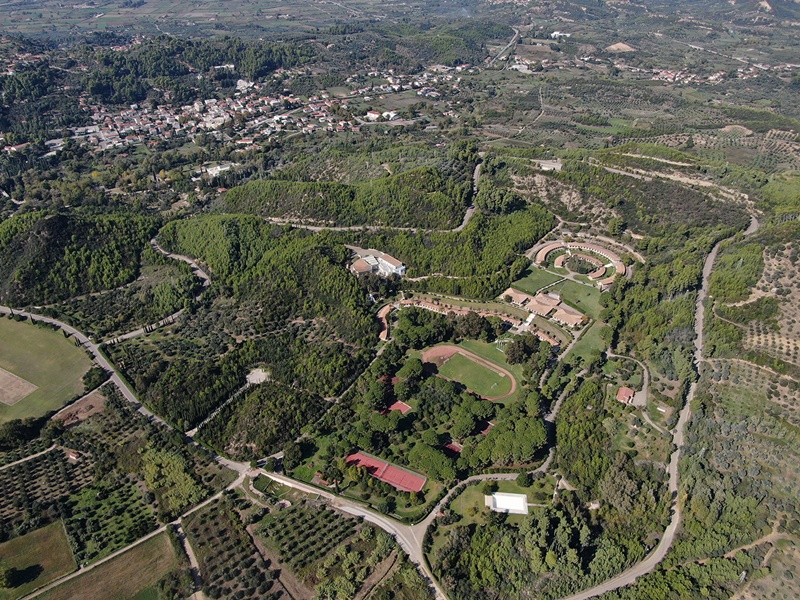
xmin=438 ymin=353 xmax=512 ymax=398
xmin=0 ymin=521 xmax=76 ymax=600
xmin=0 ymin=318 xmax=92 ymax=422
xmin=423 ymin=345 xmax=515 ymax=399
xmin=38 ymin=532 xmax=177 ymax=600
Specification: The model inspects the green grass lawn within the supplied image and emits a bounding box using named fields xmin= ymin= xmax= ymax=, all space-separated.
xmin=437 ymin=352 xmax=512 ymax=398
xmin=511 ymin=267 xmax=563 ymax=295
xmin=39 ymin=533 xmax=178 ymax=600
xmin=0 ymin=521 xmax=77 ymax=600
xmin=456 ymin=340 xmax=524 ymax=395
xmin=554 ymin=280 xmax=603 ymax=319
xmin=417 ymin=294 xmax=531 ymax=320
xmin=0 ymin=318 xmax=92 ymax=422
xmin=567 ymin=321 xmax=608 ymax=364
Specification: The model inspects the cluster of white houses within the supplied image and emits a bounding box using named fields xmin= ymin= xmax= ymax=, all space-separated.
xmin=348 ymin=246 xmax=407 ymax=278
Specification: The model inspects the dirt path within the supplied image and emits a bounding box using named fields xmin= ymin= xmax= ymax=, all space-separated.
xmin=377 ymin=304 xmax=394 ymax=341
xmin=247 ymin=525 xmax=312 ymax=600
xmin=421 ymin=345 xmax=518 ymax=400
xmin=354 ymin=550 xmax=399 ymax=600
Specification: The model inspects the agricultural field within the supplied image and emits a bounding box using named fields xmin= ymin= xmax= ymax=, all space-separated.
xmin=184 ymin=496 xmax=279 ymax=599
xmin=738 ymin=540 xmax=800 ymax=600
xmin=64 ymin=476 xmax=157 ymax=564
xmin=38 ymin=532 xmax=179 ymax=600
xmin=0 ymin=448 xmax=94 ymax=532
xmin=258 ymin=499 xmax=398 ymax=597
xmin=0 ymin=318 xmax=92 ymax=422
xmin=0 ymin=521 xmax=76 ymax=600
xmin=0 ymin=0 xmax=470 ymax=38
xmin=0 ymin=437 xmax=52 ymax=468
xmin=705 ymin=360 xmax=800 ymax=429
xmin=739 ymin=242 xmax=800 ymax=370
xmin=259 ymin=501 xmax=357 ymax=576
xmin=433 ymin=349 xmax=513 ymax=399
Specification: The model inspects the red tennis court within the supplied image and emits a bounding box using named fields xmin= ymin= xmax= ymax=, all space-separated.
xmin=346 ymin=451 xmax=427 ymax=493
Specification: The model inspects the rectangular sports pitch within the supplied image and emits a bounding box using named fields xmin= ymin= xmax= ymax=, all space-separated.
xmin=0 ymin=318 xmax=92 ymax=422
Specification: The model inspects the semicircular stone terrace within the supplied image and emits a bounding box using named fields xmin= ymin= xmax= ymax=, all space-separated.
xmin=536 ymin=240 xmax=627 ymax=289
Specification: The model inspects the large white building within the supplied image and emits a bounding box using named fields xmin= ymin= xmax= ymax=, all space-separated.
xmin=348 ymin=245 xmax=406 ymax=278
xmin=485 ymin=492 xmax=530 ymax=515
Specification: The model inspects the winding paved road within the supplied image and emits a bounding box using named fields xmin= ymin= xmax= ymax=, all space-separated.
xmin=10 ymin=210 xmax=761 ymax=600
xmin=561 ymin=214 xmax=760 ymax=600
xmin=488 ymin=27 xmax=520 ymax=67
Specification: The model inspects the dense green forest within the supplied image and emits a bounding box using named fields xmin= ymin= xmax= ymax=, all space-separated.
xmin=337 ymin=204 xmax=554 ymax=279
xmin=221 ymin=165 xmax=470 ymax=228
xmin=81 ymin=36 xmax=316 ymax=104
xmin=45 ymin=246 xmax=198 ymax=339
xmin=106 ymin=215 xmax=379 ymax=430
xmin=0 ymin=211 xmax=158 ymax=305
xmin=198 ymin=382 xmax=328 ymax=459
xmin=157 ymin=215 xmax=375 ymax=344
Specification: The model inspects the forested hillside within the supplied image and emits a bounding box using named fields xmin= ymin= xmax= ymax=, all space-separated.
xmin=0 ymin=211 xmax=158 ymax=305
xmin=108 ymin=215 xmax=379 ymax=430
xmin=221 ymin=166 xmax=471 ymax=228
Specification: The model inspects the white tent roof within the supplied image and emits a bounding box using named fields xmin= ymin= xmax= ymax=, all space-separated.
xmin=485 ymin=492 xmax=529 ymax=515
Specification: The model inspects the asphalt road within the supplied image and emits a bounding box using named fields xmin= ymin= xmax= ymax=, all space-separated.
xmin=561 ymin=214 xmax=760 ymax=599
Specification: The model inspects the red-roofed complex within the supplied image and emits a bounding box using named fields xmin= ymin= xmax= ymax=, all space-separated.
xmin=616 ymin=387 xmax=635 ymax=404
xmin=346 ymin=452 xmax=427 ymax=493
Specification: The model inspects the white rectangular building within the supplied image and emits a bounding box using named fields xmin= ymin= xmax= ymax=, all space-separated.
xmin=485 ymin=492 xmax=529 ymax=515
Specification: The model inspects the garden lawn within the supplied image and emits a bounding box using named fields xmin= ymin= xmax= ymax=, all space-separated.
xmin=437 ymin=352 xmax=512 ymax=398
xmin=38 ymin=532 xmax=178 ymax=600
xmin=553 ymin=280 xmax=603 ymax=319
xmin=0 ymin=521 xmax=76 ymax=600
xmin=511 ymin=267 xmax=563 ymax=295
xmin=568 ymin=321 xmax=608 ymax=364
xmin=0 ymin=318 xmax=92 ymax=422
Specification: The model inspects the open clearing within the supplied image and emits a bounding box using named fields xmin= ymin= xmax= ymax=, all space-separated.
xmin=423 ymin=345 xmax=515 ymax=399
xmin=0 ymin=319 xmax=92 ymax=422
xmin=568 ymin=321 xmax=608 ymax=364
xmin=550 ymin=280 xmax=603 ymax=319
xmin=511 ymin=267 xmax=563 ymax=295
xmin=53 ymin=388 xmax=106 ymax=427
xmin=0 ymin=521 xmax=76 ymax=600
xmin=0 ymin=368 xmax=37 ymax=406
xmin=38 ymin=532 xmax=178 ymax=600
